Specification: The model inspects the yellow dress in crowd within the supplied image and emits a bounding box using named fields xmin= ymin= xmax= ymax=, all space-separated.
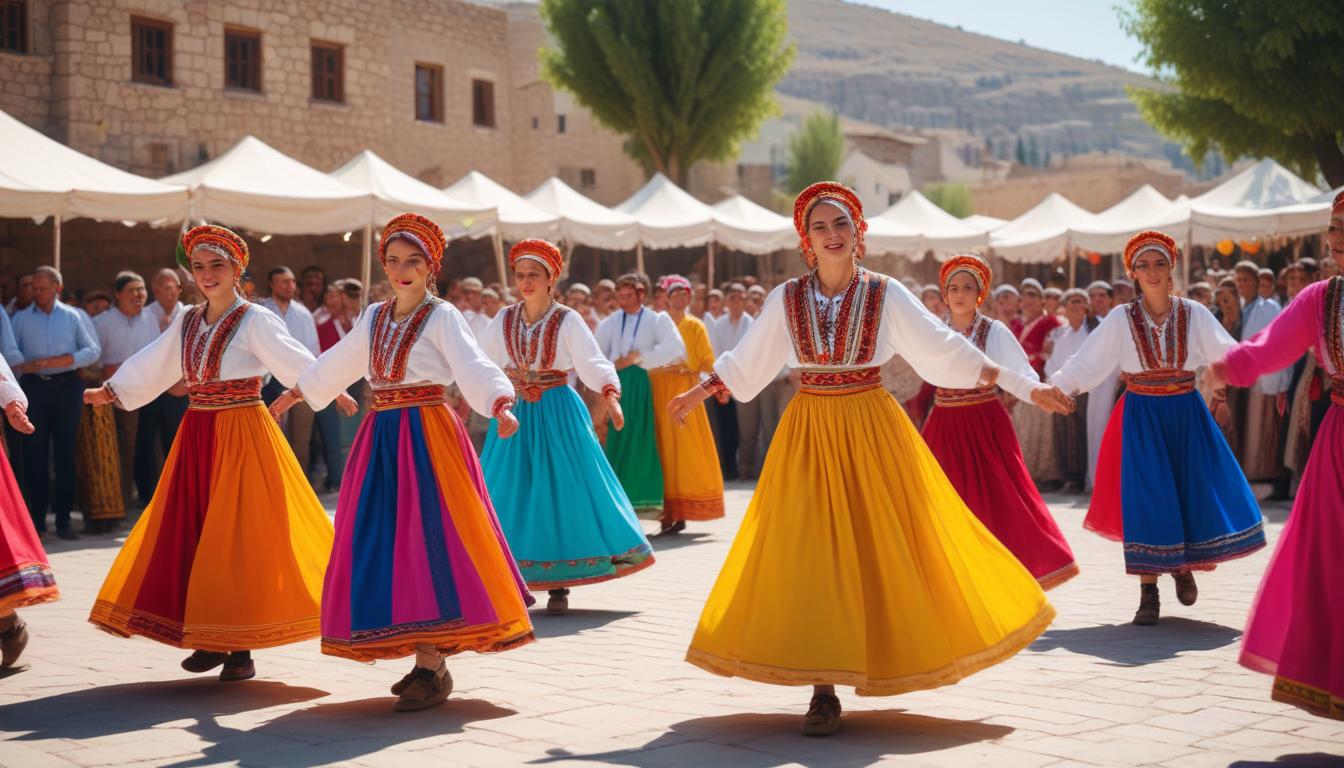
xmin=688 ymin=268 xmax=1053 ymax=695
xmin=649 ymin=314 xmax=725 ymax=522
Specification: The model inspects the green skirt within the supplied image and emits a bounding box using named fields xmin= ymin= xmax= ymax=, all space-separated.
xmin=604 ymin=366 xmax=664 ymax=513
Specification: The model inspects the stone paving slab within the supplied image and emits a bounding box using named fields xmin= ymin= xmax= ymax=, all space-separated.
xmin=1 ymin=485 xmax=1341 ymax=767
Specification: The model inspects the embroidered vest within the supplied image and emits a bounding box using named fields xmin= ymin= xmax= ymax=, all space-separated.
xmin=502 ymin=303 xmax=572 ymax=401
xmin=180 ymin=301 xmax=250 ymax=386
xmin=934 ymin=314 xmax=997 ymax=406
xmin=783 ymin=267 xmax=887 ymax=367
xmin=368 ymin=296 xmax=443 ymax=386
xmin=1124 ymin=297 xmax=1196 ymax=395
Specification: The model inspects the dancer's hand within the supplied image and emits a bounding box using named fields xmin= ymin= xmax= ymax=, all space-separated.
xmin=496 ymin=408 xmax=519 ymax=438
xmin=4 ymin=401 xmax=33 ymax=434
xmin=335 ymin=392 xmax=358 ymax=417
xmin=1205 ymin=359 xmax=1228 ymax=390
xmin=1031 ymin=385 xmax=1074 ymax=415
xmin=668 ymin=386 xmax=709 ymax=425
xmin=83 ymin=384 xmax=114 ymax=407
xmin=606 ymin=393 xmax=625 ymax=431
xmin=269 ymin=388 xmax=302 ymax=421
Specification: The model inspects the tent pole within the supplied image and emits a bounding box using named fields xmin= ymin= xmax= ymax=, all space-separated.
xmin=1066 ymin=245 xmax=1077 ymax=289
xmin=53 ymin=213 xmax=62 ymax=272
xmin=1183 ymin=222 xmax=1193 ymax=294
xmin=360 ymin=224 xmax=373 ymax=310
xmin=492 ymin=229 xmax=507 ymax=286
xmin=636 ymin=242 xmax=646 ymax=276
xmin=706 ymin=241 xmax=715 ymax=291
xmin=563 ymin=240 xmax=575 ymax=282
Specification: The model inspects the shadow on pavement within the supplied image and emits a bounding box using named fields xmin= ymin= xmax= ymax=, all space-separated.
xmin=162 ymin=696 xmax=515 ymax=768
xmin=643 ymin=532 xmax=714 ymax=551
xmin=530 ymin=609 xmax=640 ymax=639
xmin=531 ymin=710 xmax=1013 ymax=767
xmin=0 ymin=679 xmax=329 ymax=740
xmin=1029 ymin=617 xmax=1241 ymax=666
xmin=1230 ymin=754 xmax=1344 ymax=767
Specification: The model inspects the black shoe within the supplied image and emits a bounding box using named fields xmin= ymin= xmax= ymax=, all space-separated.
xmin=652 ymin=520 xmax=686 ymax=538
xmin=181 ymin=650 xmax=229 ymax=673
xmin=219 ymin=652 xmax=255 ymax=682
xmin=1133 ymin=583 xmax=1160 ymax=625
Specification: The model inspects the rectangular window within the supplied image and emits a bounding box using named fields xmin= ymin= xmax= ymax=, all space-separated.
xmin=471 ymin=78 xmax=495 ymax=128
xmin=0 ymin=1 xmax=27 ymax=54
xmin=557 ymin=114 xmax=567 ymax=134
xmin=131 ymin=16 xmax=173 ymax=86
xmin=580 ymin=169 xmax=596 ymax=190
xmin=311 ymin=41 xmax=344 ymax=103
xmin=224 ymin=27 xmax=261 ymax=92
xmin=415 ymin=64 xmax=443 ymax=123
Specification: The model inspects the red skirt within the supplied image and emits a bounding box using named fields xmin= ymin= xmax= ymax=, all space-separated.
xmin=923 ymin=399 xmax=1078 ymax=590
xmin=0 ymin=448 xmax=58 ymax=613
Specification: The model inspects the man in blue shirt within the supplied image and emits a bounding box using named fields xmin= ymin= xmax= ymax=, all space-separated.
xmin=11 ymin=266 xmax=100 ymax=539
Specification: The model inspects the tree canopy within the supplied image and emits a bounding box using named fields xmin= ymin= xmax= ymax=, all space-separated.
xmin=1123 ymin=0 xmax=1344 ymax=187
xmin=923 ymin=183 xmax=973 ymax=219
xmin=539 ymin=0 xmax=794 ymax=186
xmin=784 ymin=111 xmax=845 ymax=195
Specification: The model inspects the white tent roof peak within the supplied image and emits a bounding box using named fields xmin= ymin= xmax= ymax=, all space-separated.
xmin=524 ymin=177 xmax=640 ymax=250
xmin=1192 ymin=158 xmax=1322 ymax=210
xmin=330 ymin=150 xmax=495 ymax=238
xmin=990 ymin=192 xmax=1100 ymax=263
xmin=1189 ymin=158 xmax=1329 ymax=241
xmin=711 ymin=194 xmax=794 ymax=254
xmin=443 ymin=171 xmax=559 ymax=241
xmin=615 ymin=173 xmax=715 ymax=249
xmin=1070 ymin=184 xmax=1190 ymax=253
xmin=961 ymin=213 xmax=1007 ymax=233
xmin=872 ymin=190 xmax=988 ymax=257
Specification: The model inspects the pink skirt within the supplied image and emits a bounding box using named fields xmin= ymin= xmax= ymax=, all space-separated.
xmin=1240 ymin=405 xmax=1344 ymax=720
xmin=923 ymin=399 xmax=1078 ymax=589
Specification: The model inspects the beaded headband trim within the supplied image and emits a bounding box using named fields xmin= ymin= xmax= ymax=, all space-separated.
xmin=379 ymin=213 xmax=447 ymax=277
xmin=793 ymin=182 xmax=868 ymax=265
xmin=1124 ymin=230 xmax=1179 ymax=275
xmin=179 ymin=224 xmax=249 ymax=271
xmin=509 ymin=238 xmax=564 ymax=278
xmin=939 ymin=253 xmax=992 ymax=306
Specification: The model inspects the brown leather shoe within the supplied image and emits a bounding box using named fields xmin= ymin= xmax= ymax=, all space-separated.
xmin=651 ymin=520 xmax=685 ymax=538
xmin=181 ymin=650 xmax=228 ymax=673
xmin=393 ymin=663 xmax=452 ymax=711
xmin=546 ymin=589 xmax=570 ymax=616
xmin=1173 ymin=570 xmax=1198 ymax=606
xmin=1133 ymin=583 xmax=1160 ymax=626
xmin=218 ymin=652 xmax=255 ymax=682
xmin=0 ymin=616 xmax=28 ymax=669
xmin=391 ymin=669 xmax=417 ymax=696
xmin=801 ymin=693 xmax=842 ymax=736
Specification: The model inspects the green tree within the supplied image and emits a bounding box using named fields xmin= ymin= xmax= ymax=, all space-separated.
xmin=784 ymin=111 xmax=845 ymax=195
xmin=924 ymin=183 xmax=973 ymax=218
xmin=540 ymin=0 xmax=795 ymax=186
xmin=1123 ymin=0 xmax=1344 ymax=187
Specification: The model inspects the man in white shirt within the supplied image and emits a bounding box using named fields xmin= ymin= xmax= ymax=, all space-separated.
xmin=260 ymin=266 xmax=320 ymax=473
xmin=702 ymin=288 xmax=724 ymax=326
xmin=1234 ymin=261 xmax=1289 ymax=482
xmin=1045 ymin=288 xmax=1091 ymax=493
xmin=710 ymin=283 xmax=752 ymax=479
xmin=137 ymin=267 xmax=190 ymax=487
xmin=146 ymin=268 xmax=186 ymax=332
xmin=93 ymin=271 xmax=161 ymax=507
xmin=459 ymin=277 xmax=490 ymax=339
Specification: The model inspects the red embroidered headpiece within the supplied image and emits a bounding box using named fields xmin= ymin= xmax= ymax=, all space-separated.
xmin=1332 ymin=189 xmax=1344 ymax=215
xmin=509 ymin=238 xmax=564 ymax=278
xmin=1124 ymin=230 xmax=1179 ymax=275
xmin=380 ymin=213 xmax=448 ymax=277
xmin=658 ymin=274 xmax=691 ymax=295
xmin=180 ymin=224 xmax=249 ymax=271
xmin=939 ymin=253 xmax=992 ymax=306
xmin=794 ymin=181 xmax=867 ymax=266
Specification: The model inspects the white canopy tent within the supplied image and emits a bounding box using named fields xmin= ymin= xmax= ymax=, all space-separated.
xmin=1189 ymin=158 xmax=1326 ymax=242
xmin=710 ymin=195 xmax=794 ymax=254
xmin=871 ymin=191 xmax=988 ymax=258
xmin=524 ymin=177 xmax=640 ymax=252
xmin=990 ymin=193 xmax=1100 ymax=264
xmin=962 ymin=213 xmax=1007 ymax=233
xmin=1070 ymin=185 xmax=1190 ymax=254
xmin=443 ymin=171 xmax=560 ymax=283
xmin=615 ymin=173 xmax=717 ymax=277
xmin=329 ymin=150 xmax=497 ymax=303
xmin=161 ymin=135 xmax=369 ymax=236
xmin=0 ymin=108 xmax=189 ymax=269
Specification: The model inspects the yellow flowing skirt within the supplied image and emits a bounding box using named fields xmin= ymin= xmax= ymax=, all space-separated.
xmin=650 ymin=369 xmax=725 ymax=522
xmin=686 ymin=387 xmax=1054 ymax=696
xmin=90 ymin=404 xmax=333 ymax=651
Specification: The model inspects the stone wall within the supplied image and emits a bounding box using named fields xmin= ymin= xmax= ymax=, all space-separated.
xmin=0 ymin=0 xmax=54 ymax=130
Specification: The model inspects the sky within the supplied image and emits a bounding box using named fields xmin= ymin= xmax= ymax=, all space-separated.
xmin=853 ymin=0 xmax=1150 ymax=73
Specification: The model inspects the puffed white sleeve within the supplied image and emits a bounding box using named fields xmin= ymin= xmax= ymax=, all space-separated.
xmin=106 ymin=310 xmax=187 ymax=411
xmin=884 ymin=278 xmax=986 ymax=389
xmin=564 ymin=311 xmax=620 ymax=396
xmin=297 ymin=308 xmax=372 ymax=410
xmin=712 ymin=285 xmax=792 ymax=402
xmin=246 ymin=307 xmax=318 ymax=390
xmin=986 ymin=320 xmax=1043 ymax=402
xmin=478 ymin=311 xmax=509 ymax=369
xmin=0 ymin=355 xmax=25 ymax=409
xmin=426 ymin=304 xmax=514 ymax=417
xmin=640 ymin=311 xmax=687 ymax=369
xmin=1049 ymin=308 xmax=1126 ymax=395
xmin=1186 ymin=300 xmax=1239 ymax=369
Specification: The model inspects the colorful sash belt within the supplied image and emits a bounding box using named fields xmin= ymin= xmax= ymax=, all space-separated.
xmin=506 ymin=368 xmax=568 ymax=403
xmin=934 ymin=385 xmax=998 ymax=408
xmin=187 ymin=377 xmax=262 ymax=410
xmin=1127 ymin=369 xmax=1196 ymax=396
xmin=1332 ymin=376 xmax=1343 ymax=408
xmin=371 ymin=384 xmax=446 ymax=411
xmin=798 ymin=366 xmax=881 ymax=395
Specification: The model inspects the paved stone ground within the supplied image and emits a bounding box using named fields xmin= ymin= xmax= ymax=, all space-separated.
xmin=1 ymin=485 xmax=1341 ymax=768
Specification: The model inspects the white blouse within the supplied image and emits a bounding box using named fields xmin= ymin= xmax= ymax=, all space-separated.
xmin=107 ymin=304 xmax=315 ymax=412
xmin=298 ymin=299 xmax=513 ymax=416
xmin=594 ymin=308 xmax=686 ymax=370
xmin=971 ymin=318 xmax=1042 ymax=403
xmin=0 ymin=355 xmax=24 ymax=409
xmin=1049 ymin=298 xmax=1237 ymax=395
xmin=714 ymin=276 xmax=1017 ymax=402
xmin=479 ymin=306 xmax=620 ymax=395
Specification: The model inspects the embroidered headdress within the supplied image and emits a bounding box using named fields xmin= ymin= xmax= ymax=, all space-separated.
xmin=380 ymin=213 xmax=448 ymax=277
xmin=794 ymin=182 xmax=867 ymax=267
xmin=939 ymin=253 xmax=992 ymax=306
xmin=180 ymin=225 xmax=249 ymax=271
xmin=509 ymin=238 xmax=564 ymax=278
xmin=1123 ymin=230 xmax=1178 ymax=275
xmin=658 ymin=274 xmax=692 ymax=295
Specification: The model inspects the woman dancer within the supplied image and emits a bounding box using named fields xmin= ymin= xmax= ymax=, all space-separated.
xmin=922 ymin=255 xmax=1078 ymax=590
xmin=668 ymin=182 xmax=1067 ymax=736
xmin=0 ymin=356 xmax=56 ymax=669
xmin=276 ymin=213 xmax=533 ymax=712
xmin=1209 ymin=192 xmax=1344 ymax=720
xmin=648 ymin=274 xmax=725 ymax=536
xmin=479 ymin=240 xmax=653 ymax=615
xmin=1050 ymin=230 xmax=1264 ymax=626
xmin=83 ymin=225 xmax=342 ymax=682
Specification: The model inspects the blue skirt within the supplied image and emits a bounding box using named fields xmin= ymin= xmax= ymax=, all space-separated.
xmin=481 ymin=384 xmax=654 ymax=590
xmin=1119 ymin=390 xmax=1265 ymax=574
